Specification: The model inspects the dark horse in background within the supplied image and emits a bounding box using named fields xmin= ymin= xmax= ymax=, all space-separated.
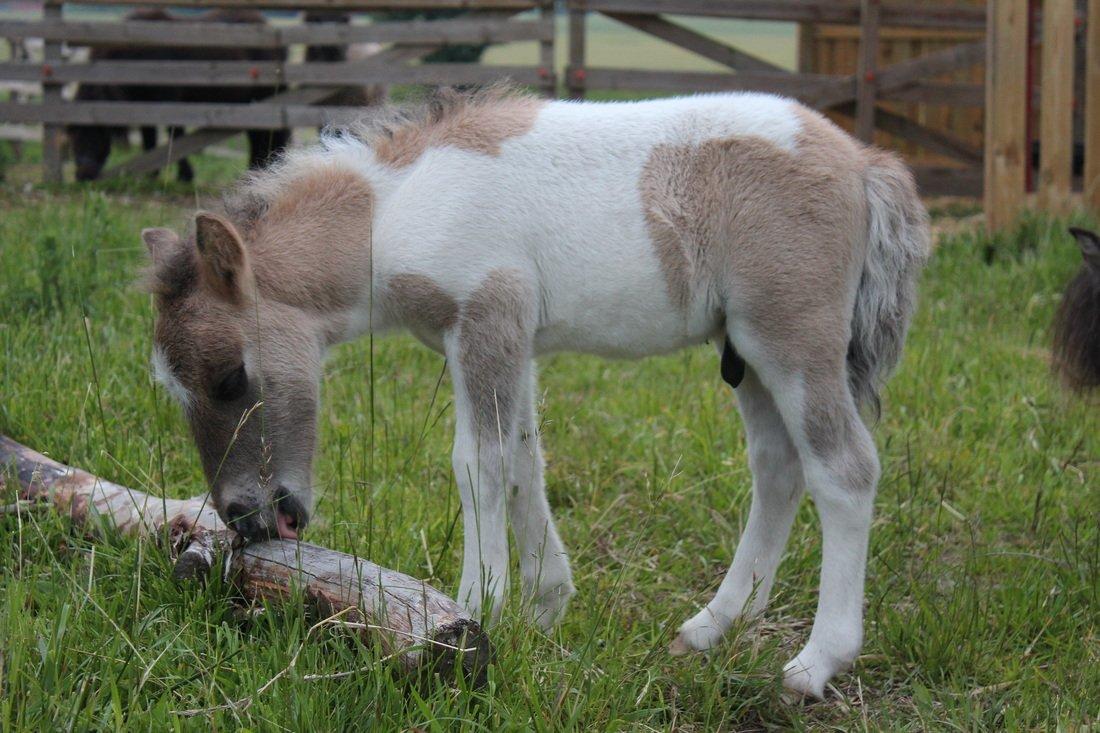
xmin=1052 ymin=228 xmax=1100 ymax=393
xmin=69 ymin=8 xmax=291 ymax=182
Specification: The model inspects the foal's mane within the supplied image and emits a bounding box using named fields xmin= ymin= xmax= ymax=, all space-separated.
xmin=145 ymin=83 xmax=531 ymax=299
xmin=225 ymin=82 xmax=532 ymax=226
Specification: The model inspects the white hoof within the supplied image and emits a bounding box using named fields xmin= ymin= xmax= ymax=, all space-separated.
xmin=531 ymin=578 xmax=575 ymax=632
xmin=782 ymin=643 xmax=851 ymax=701
xmin=670 ymin=608 xmax=731 ymax=656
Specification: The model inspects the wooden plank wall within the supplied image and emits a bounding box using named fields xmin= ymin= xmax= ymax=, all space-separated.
xmin=804 ymin=0 xmax=986 ymax=168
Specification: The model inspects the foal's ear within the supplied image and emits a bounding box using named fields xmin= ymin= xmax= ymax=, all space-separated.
xmin=194 ymin=212 xmax=252 ymax=304
xmin=141 ymin=227 xmax=179 ymax=269
xmin=1068 ymin=227 xmax=1100 ymax=272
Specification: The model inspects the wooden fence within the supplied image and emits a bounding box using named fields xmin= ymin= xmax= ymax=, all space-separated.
xmin=566 ymin=0 xmax=1100 ymax=228
xmin=2 ymin=0 xmax=1099 ymax=229
xmin=0 ymin=0 xmax=554 ymax=182
xmin=566 ymin=0 xmax=988 ymax=199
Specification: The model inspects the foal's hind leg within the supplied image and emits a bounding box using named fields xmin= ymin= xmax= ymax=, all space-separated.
xmin=749 ymin=330 xmax=880 ymax=699
xmin=671 ymin=364 xmax=804 ymax=654
xmin=507 ymin=362 xmax=574 ymax=630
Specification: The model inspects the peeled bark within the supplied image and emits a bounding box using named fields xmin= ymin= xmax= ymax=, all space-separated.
xmin=0 ymin=434 xmax=491 ymax=685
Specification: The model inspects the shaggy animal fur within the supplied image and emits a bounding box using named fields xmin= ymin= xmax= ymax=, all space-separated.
xmin=1052 ymin=228 xmax=1100 ymax=392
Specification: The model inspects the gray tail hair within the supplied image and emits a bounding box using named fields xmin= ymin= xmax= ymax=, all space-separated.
xmin=849 ymin=150 xmax=931 ymax=416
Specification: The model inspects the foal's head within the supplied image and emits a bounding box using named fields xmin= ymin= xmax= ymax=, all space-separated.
xmin=143 ymin=213 xmax=322 ymax=540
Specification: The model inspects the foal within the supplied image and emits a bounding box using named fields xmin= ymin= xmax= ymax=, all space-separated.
xmin=144 ymin=86 xmax=929 ymax=698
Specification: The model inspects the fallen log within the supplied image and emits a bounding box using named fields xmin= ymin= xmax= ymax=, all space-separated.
xmin=0 ymin=434 xmax=491 ymax=686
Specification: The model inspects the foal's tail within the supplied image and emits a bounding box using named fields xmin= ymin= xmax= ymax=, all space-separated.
xmin=848 ymin=150 xmax=931 ymax=416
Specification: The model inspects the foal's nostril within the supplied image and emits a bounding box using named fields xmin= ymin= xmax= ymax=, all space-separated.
xmin=274 ymin=487 xmax=309 ymax=530
xmin=225 ymin=501 xmax=250 ymax=527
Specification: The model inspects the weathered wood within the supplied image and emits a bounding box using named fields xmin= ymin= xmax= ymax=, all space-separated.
xmin=856 ymin=0 xmax=881 ymax=142
xmin=41 ymin=2 xmax=62 ymax=185
xmin=567 ymin=4 xmax=586 ymax=99
xmin=538 ymin=0 xmax=556 ymax=96
xmin=65 ymin=0 xmax=535 ymax=9
xmin=0 ymin=60 xmax=541 ymax=87
xmin=0 ymin=17 xmax=552 ymax=48
xmin=575 ymin=0 xmax=985 ymax=30
xmin=604 ymin=11 xmax=782 ymax=73
xmin=985 ymin=0 xmax=1030 ymax=230
xmin=880 ymin=81 xmax=984 ymax=106
xmin=872 ymin=40 xmax=986 ymax=92
xmin=96 ymin=40 xmax=453 ymax=178
xmin=582 ymin=66 xmax=856 ymax=108
xmin=912 ymin=164 xmax=983 ymax=197
xmin=102 ymin=86 xmax=340 ymax=178
xmin=834 ymin=101 xmax=982 ymax=164
xmin=1038 ymin=0 xmax=1075 ymax=214
xmin=1087 ymin=0 xmax=1100 ymax=211
xmin=0 ymin=434 xmax=491 ymax=684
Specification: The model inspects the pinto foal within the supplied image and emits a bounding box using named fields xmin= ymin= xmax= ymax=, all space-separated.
xmin=143 ymin=87 xmax=929 ymax=698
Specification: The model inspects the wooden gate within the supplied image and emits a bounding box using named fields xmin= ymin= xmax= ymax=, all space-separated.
xmin=0 ymin=0 xmax=554 ymax=182
xmin=565 ymin=1 xmax=988 ymax=198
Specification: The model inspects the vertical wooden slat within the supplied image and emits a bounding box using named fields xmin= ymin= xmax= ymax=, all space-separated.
xmin=41 ymin=1 xmax=63 ymax=184
xmin=567 ymin=1 xmax=586 ymax=100
xmin=1038 ymin=0 xmax=1076 ymax=214
xmin=797 ymin=22 xmax=816 ymax=73
xmin=1085 ymin=0 xmax=1100 ymax=211
xmin=856 ymin=0 xmax=881 ymax=142
xmin=985 ymin=0 xmax=1030 ymax=231
xmin=538 ymin=0 xmax=556 ymax=98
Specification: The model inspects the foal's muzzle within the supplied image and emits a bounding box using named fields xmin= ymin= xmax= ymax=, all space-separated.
xmin=224 ymin=487 xmax=309 ymax=542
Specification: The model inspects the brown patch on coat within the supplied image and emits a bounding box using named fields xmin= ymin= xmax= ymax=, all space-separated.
xmin=385 ymin=273 xmax=459 ymax=334
xmin=639 ymin=105 xmax=884 ymax=464
xmin=247 ymin=165 xmax=374 ymax=312
xmin=459 ymin=270 xmax=534 ymax=436
xmin=374 ymin=90 xmax=543 ymax=169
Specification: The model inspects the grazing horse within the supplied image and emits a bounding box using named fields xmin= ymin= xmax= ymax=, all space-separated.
xmin=69 ymin=8 xmax=291 ymax=182
xmin=142 ymin=86 xmax=930 ymax=698
xmin=1052 ymin=228 xmax=1100 ymax=392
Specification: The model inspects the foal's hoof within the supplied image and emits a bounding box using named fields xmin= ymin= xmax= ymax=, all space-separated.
xmin=782 ymin=644 xmax=848 ymax=701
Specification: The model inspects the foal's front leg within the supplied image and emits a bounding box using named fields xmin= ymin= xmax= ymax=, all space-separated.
xmin=446 ymin=272 xmax=535 ymax=623
xmin=508 ymin=362 xmax=574 ymax=630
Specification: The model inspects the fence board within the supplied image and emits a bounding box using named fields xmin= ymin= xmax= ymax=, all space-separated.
xmin=604 ymin=12 xmax=781 ymax=72
xmin=41 ymin=2 xmax=62 ymax=184
xmin=0 ymin=17 xmax=552 ymax=47
xmin=63 ymin=0 xmax=537 ymax=8
xmin=856 ymin=0 xmax=880 ymax=141
xmin=574 ymin=0 xmax=985 ymax=30
xmin=582 ymin=67 xmax=856 ymax=107
xmin=0 ymin=60 xmax=541 ymax=87
xmin=881 ymin=81 xmax=983 ymax=106
xmin=1038 ymin=0 xmax=1075 ymax=214
xmin=985 ymin=0 xmax=1029 ymax=230
xmin=1085 ymin=0 xmax=1100 ymax=210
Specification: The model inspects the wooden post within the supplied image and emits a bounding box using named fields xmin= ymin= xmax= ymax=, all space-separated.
xmin=567 ymin=1 xmax=586 ymax=100
xmin=41 ymin=1 xmax=63 ymax=184
xmin=1038 ymin=0 xmax=1076 ymax=215
xmin=797 ymin=22 xmax=816 ymax=74
xmin=1085 ymin=0 xmax=1100 ymax=211
xmin=538 ymin=0 xmax=556 ymax=97
xmin=985 ymin=0 xmax=1030 ymax=231
xmin=856 ymin=0 xmax=881 ymax=142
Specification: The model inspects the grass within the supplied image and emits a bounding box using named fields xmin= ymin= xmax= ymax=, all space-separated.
xmin=1 ymin=157 xmax=1099 ymax=731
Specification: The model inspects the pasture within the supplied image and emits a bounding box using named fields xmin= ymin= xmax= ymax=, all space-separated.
xmin=0 ymin=175 xmax=1097 ymax=729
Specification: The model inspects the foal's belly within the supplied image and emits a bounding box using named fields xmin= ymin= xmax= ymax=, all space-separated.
xmin=533 ymin=283 xmax=721 ymax=359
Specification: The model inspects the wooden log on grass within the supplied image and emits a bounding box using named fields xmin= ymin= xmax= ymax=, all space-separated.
xmin=0 ymin=434 xmax=491 ymax=686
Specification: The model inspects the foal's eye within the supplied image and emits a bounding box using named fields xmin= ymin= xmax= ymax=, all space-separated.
xmin=212 ymin=364 xmax=248 ymax=402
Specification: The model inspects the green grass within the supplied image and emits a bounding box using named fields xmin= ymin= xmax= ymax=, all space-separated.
xmin=1 ymin=169 xmax=1098 ymax=731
